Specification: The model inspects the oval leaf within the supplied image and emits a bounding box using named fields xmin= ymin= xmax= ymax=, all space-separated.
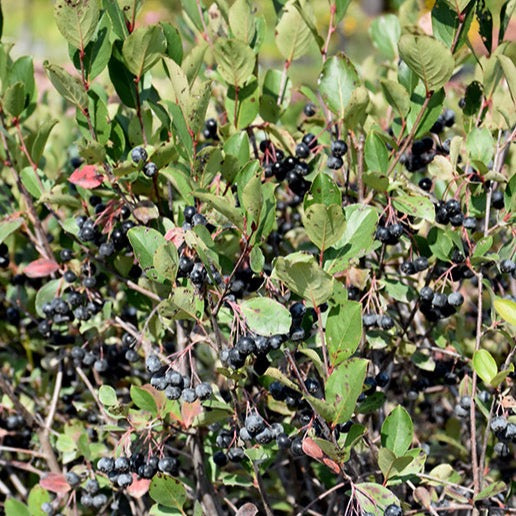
xmin=24 ymin=259 xmax=60 ymax=278
xmin=381 ymin=406 xmax=414 ymax=457
xmin=54 ymin=0 xmax=99 ymax=49
xmin=69 ymin=165 xmax=104 ymax=189
xmin=472 ymin=349 xmax=498 ymax=384
xmin=398 ymin=34 xmax=454 ymax=92
xmin=39 ymin=473 xmax=71 ymax=494
xmin=149 ymin=476 xmax=187 ymax=509
xmin=319 ymin=53 xmax=360 ymax=119
xmin=240 ymin=297 xmax=292 ymax=337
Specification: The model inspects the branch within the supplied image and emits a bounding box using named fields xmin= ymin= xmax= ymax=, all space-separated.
xmin=388 ymin=92 xmax=434 ymax=177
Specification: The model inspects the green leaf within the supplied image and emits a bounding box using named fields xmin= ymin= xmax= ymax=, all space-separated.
xmin=5 ymin=498 xmax=30 ymax=516
xmin=99 ymin=385 xmax=117 ymax=406
xmin=30 ymin=119 xmax=58 ymax=163
xmin=149 ymin=476 xmax=187 ymax=509
xmin=381 ymin=406 xmax=414 ymax=457
xmin=229 ymin=0 xmax=256 ymax=44
xmin=275 ymin=0 xmax=314 ymax=61
xmin=462 ymin=80 xmax=483 ymax=116
xmin=319 ymin=54 xmax=360 ymax=119
xmin=153 ymin=242 xmax=178 ymax=283
xmin=335 ymin=0 xmax=352 ymax=22
xmin=44 ymin=62 xmax=88 ymax=108
xmin=195 ymin=192 xmax=244 ymax=230
xmin=326 ymin=300 xmax=362 ymax=367
xmin=103 ymin=0 xmax=129 ymax=40
xmin=398 ymin=34 xmax=454 ymax=92
xmin=365 ymin=131 xmax=389 ymax=173
xmin=305 ymin=173 xmax=342 ymax=208
xmin=241 ymin=175 xmax=263 ymax=229
xmin=432 ymin=0 xmax=459 ymax=48
xmin=184 ymin=79 xmax=211 ymax=136
xmin=474 ymin=481 xmax=507 ymax=502
xmin=240 ymin=297 xmax=292 ymax=336
xmin=392 ymin=193 xmax=435 ymax=222
xmin=380 ymin=79 xmax=410 ymax=118
xmin=369 ymin=14 xmax=400 ymax=60
xmin=325 ymin=205 xmax=378 ymax=274
xmin=27 ymin=486 xmax=51 ymax=516
xmin=127 ymin=226 xmax=166 ymax=282
xmin=4 ymin=81 xmax=25 ymax=117
xmin=161 ymin=22 xmax=183 ymax=65
xmin=406 ymin=86 xmax=446 ymax=139
xmin=472 ymin=349 xmax=498 ymax=384
xmin=122 ymin=25 xmax=167 ymax=78
xmin=35 ymin=279 xmax=61 ymax=318
xmin=130 ymin=385 xmax=158 ymax=417
xmin=493 ymin=297 xmax=516 ymax=326
xmin=0 ymin=218 xmax=23 ymax=243
xmin=326 ymin=358 xmax=368 ymax=424
xmin=158 ymin=287 xmax=204 ymax=321
xmin=272 ymin=252 xmax=334 ymax=306
xmin=54 ymin=0 xmax=99 ymax=49
xmin=213 ymin=38 xmax=255 ymax=87
xmin=466 ymin=127 xmax=494 ymax=168
xmin=498 ymin=53 xmax=516 ymax=104
xmin=227 ymin=78 xmax=259 ymax=128
xmin=302 ymin=203 xmax=346 ymax=250
xmin=20 ymin=167 xmax=44 ymax=199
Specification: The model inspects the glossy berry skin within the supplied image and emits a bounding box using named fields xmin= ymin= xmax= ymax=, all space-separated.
xmin=331 ymin=139 xmax=348 ymax=157
xmin=183 ymin=206 xmax=196 ymax=223
xmin=447 ymin=292 xmax=464 ymax=306
xmin=420 ymin=287 xmax=434 ymax=302
xmin=414 ymin=256 xmax=429 ymax=272
xmin=245 ymin=414 xmax=265 ymax=436
xmin=491 ymin=190 xmax=504 ymax=209
xmin=375 ymin=372 xmax=389 ymax=387
xmin=193 ymin=382 xmax=210 ymax=400
xmin=327 ymin=155 xmax=343 ymax=169
xmin=290 ymin=437 xmax=304 ymax=456
xmin=418 ymin=177 xmax=432 ymax=191
xmin=146 ymin=354 xmax=161 ymax=374
xmin=143 ymin=162 xmax=158 ymax=178
xmin=227 ymin=447 xmax=245 ymax=462
xmin=500 ymin=259 xmax=515 ymax=274
xmin=379 ymin=315 xmax=394 ymax=330
xmin=384 ymin=504 xmax=403 ymax=516
xmin=490 ymin=416 xmax=507 ymax=434
xmin=60 ymin=248 xmax=73 ymax=262
xmin=295 ymin=142 xmax=310 ymax=159
xmin=290 ymin=302 xmax=306 ymax=320
xmin=277 ymin=433 xmax=291 ymax=449
xmin=97 ymin=457 xmax=115 ymax=473
xmin=400 ymin=261 xmax=416 ymax=275
xmin=304 ymin=102 xmax=316 ymax=117
xmin=117 ymin=473 xmax=133 ymax=487
xmin=131 ymin=146 xmax=147 ymax=164
xmin=158 ymin=457 xmax=179 ymax=473
xmin=302 ymin=133 xmax=317 ymax=149
xmin=213 ymin=451 xmax=228 ymax=467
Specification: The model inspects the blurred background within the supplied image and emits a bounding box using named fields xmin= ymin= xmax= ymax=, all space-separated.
xmin=2 ymin=0 xmax=394 ymax=63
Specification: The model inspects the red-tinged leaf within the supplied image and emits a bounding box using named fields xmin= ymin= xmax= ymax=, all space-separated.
xmin=181 ymin=399 xmax=202 ymax=428
xmin=302 ymin=437 xmax=324 ymax=460
xmin=24 ymin=258 xmax=60 ymax=278
xmin=302 ymin=437 xmax=340 ymax=474
xmin=69 ymin=165 xmax=104 ymax=189
xmin=236 ymin=503 xmax=259 ymax=516
xmin=40 ymin=473 xmax=71 ymax=494
xmin=127 ymin=474 xmax=150 ymax=498
xmin=164 ymin=227 xmax=185 ymax=248
xmin=322 ymin=456 xmax=341 ymax=474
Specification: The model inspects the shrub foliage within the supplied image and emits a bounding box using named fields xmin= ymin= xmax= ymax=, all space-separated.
xmin=0 ymin=0 xmax=514 ymax=514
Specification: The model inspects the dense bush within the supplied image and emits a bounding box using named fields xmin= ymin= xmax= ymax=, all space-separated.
xmin=0 ymin=0 xmax=514 ymax=514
